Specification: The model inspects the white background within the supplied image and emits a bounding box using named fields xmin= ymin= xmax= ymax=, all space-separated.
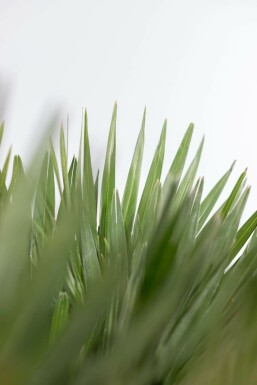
xmin=1 ymin=0 xmax=257 ymax=220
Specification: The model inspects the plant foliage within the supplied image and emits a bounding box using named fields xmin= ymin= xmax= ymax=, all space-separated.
xmin=0 ymin=107 xmax=257 ymax=385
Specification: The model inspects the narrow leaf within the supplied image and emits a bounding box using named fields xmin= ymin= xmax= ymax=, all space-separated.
xmin=110 ymin=190 xmax=128 ymax=271
xmin=122 ymin=109 xmax=145 ymax=236
xmin=50 ymin=292 xmax=69 ymax=343
xmin=99 ymin=104 xmax=117 ymax=257
xmin=94 ymin=170 xmax=99 ymax=214
xmin=83 ymin=110 xmax=97 ymax=233
xmin=137 ymin=120 xmax=166 ymax=223
xmin=68 ymin=156 xmax=77 ymax=194
xmin=60 ymin=125 xmax=70 ymax=205
xmin=0 ymin=147 xmax=12 ymax=193
xmin=0 ymin=121 xmax=4 ymax=148
xmin=163 ymin=122 xmax=194 ymax=189
xmin=174 ymin=137 xmax=204 ymax=209
xmin=33 ymin=153 xmax=55 ymax=239
xmin=81 ymin=212 xmax=101 ymax=293
xmin=230 ymin=210 xmax=257 ymax=260
xmin=221 ymin=168 xmax=247 ymax=218
xmin=50 ymin=139 xmax=62 ymax=196
xmin=8 ymin=155 xmax=25 ymax=199
xmin=100 ymin=103 xmax=117 ymax=214
xmin=198 ymin=161 xmax=235 ymax=230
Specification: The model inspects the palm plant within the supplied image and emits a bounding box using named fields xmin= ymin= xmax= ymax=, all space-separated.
xmin=0 ymin=105 xmax=257 ymax=385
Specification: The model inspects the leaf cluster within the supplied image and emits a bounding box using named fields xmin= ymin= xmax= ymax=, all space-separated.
xmin=0 ymin=109 xmax=257 ymax=385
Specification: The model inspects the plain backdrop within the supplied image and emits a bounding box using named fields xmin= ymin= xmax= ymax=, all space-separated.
xmin=1 ymin=0 xmax=257 ymax=221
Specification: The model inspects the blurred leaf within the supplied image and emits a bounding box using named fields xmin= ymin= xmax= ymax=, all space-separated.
xmin=0 ymin=120 xmax=4 ymax=148
xmin=50 ymin=292 xmax=69 ymax=344
xmin=81 ymin=211 xmax=101 ymax=293
xmin=0 ymin=147 xmax=11 ymax=196
xmin=8 ymin=155 xmax=25 ymax=199
xmin=33 ymin=152 xmax=55 ymax=241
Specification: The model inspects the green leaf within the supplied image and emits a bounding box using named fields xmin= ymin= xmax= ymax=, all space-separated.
xmin=100 ymin=103 xmax=117 ymax=215
xmin=57 ymin=158 xmax=78 ymax=226
xmin=139 ymin=185 xmax=203 ymax=307
xmin=246 ymin=227 xmax=257 ymax=256
xmin=133 ymin=180 xmax=161 ymax=271
xmin=99 ymin=104 xmax=117 ymax=257
xmin=83 ymin=110 xmax=97 ymax=234
xmin=2 ymin=108 xmax=257 ymax=385
xmin=138 ymin=179 xmax=161 ymax=244
xmin=81 ymin=211 xmax=101 ymax=293
xmin=68 ymin=156 xmax=77 ymax=194
xmin=163 ymin=122 xmax=194 ymax=189
xmin=50 ymin=139 xmax=62 ymax=196
xmin=110 ymin=190 xmax=128 ymax=272
xmin=1 ymin=202 xmax=76 ymax=362
xmin=103 ymin=191 xmax=129 ymax=347
xmin=60 ymin=125 xmax=70 ymax=205
xmin=8 ymin=155 xmax=25 ymax=199
xmin=94 ymin=170 xmax=99 ymax=214
xmin=198 ymin=161 xmax=235 ymax=230
xmin=218 ymin=186 xmax=251 ymax=268
xmin=0 ymin=121 xmax=4 ymax=148
xmin=68 ymin=240 xmax=85 ymax=304
xmin=174 ymin=136 xmax=204 ymax=210
xmin=75 ymin=118 xmax=83 ymax=190
xmin=33 ymin=272 xmax=115 ymax=385
xmin=122 ymin=109 xmax=145 ymax=237
xmin=179 ymin=177 xmax=204 ymax=251
xmin=230 ymin=210 xmax=257 ymax=260
xmin=137 ymin=120 xmax=166 ymax=225
xmin=50 ymin=292 xmax=69 ymax=344
xmin=33 ymin=153 xmax=55 ymax=240
xmin=0 ymin=147 xmax=11 ymax=194
xmin=221 ymin=168 xmax=247 ymax=219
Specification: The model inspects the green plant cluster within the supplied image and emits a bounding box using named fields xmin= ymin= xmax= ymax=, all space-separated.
xmin=0 ymin=105 xmax=257 ymax=385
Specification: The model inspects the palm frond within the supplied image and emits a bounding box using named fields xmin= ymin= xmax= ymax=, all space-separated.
xmin=0 ymin=110 xmax=256 ymax=385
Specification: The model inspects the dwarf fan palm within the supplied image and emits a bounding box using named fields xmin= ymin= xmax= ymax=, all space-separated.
xmin=0 ymin=108 xmax=256 ymax=385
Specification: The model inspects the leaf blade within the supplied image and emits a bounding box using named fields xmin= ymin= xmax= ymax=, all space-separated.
xmin=122 ymin=110 xmax=145 ymax=236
